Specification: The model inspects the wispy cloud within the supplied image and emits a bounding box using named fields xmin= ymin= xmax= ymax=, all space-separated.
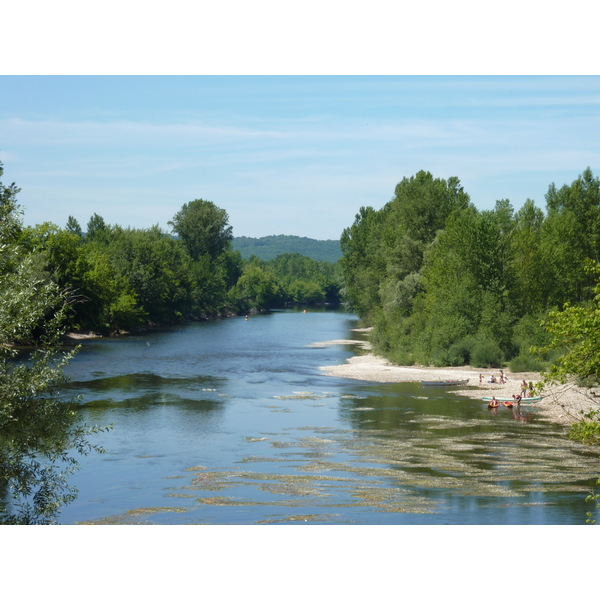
xmin=3 ymin=76 xmax=600 ymax=239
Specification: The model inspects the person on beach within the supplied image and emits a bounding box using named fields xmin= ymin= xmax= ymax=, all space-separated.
xmin=521 ymin=380 xmax=528 ymax=398
xmin=479 ymin=373 xmax=483 ymax=386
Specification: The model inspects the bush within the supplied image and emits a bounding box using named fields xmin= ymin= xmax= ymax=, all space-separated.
xmin=387 ymin=349 xmax=415 ymax=365
xmin=431 ymin=351 xmax=449 ymax=368
xmin=508 ymin=354 xmax=547 ymax=373
xmin=447 ymin=337 xmax=476 ymax=366
xmin=472 ymin=340 xmax=504 ymax=368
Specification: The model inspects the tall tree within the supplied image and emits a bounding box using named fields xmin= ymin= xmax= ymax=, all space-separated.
xmin=543 ymin=168 xmax=600 ymax=303
xmin=169 ymin=199 xmax=233 ymax=261
xmin=339 ymin=206 xmax=387 ymax=321
xmin=86 ymin=213 xmax=108 ymax=243
xmin=65 ymin=215 xmax=83 ymax=237
xmin=510 ymin=199 xmax=550 ymax=315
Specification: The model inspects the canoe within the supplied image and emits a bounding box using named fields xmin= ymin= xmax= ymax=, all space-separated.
xmin=482 ymin=396 xmax=542 ymax=403
xmin=421 ymin=379 xmax=469 ymax=387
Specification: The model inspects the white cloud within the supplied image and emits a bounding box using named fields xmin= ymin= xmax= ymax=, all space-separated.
xmin=4 ymin=78 xmax=600 ymax=239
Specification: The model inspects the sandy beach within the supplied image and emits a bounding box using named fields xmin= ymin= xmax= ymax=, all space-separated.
xmin=313 ymin=336 xmax=600 ymax=427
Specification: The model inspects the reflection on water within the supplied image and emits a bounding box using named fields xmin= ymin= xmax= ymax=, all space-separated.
xmin=48 ymin=309 xmax=600 ymax=525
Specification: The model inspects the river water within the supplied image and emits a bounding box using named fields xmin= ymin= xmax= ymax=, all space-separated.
xmin=54 ymin=308 xmax=598 ymax=525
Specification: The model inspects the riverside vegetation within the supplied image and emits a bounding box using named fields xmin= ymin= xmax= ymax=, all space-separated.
xmin=339 ymin=169 xmax=600 ymax=452
xmin=0 ymin=160 xmax=340 ymax=523
xmin=3 ymin=158 xmax=600 ymax=523
xmin=19 ymin=205 xmax=343 ymax=336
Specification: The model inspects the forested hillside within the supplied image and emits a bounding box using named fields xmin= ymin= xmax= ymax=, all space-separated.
xmin=339 ymin=168 xmax=600 ymax=373
xmin=232 ymin=235 xmax=342 ymax=262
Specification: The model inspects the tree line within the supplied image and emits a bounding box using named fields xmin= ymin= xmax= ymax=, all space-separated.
xmin=15 ymin=201 xmax=342 ymax=337
xmin=339 ymin=168 xmax=600 ymax=374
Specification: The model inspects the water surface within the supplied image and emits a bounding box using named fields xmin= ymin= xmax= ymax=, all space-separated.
xmin=53 ymin=308 xmax=599 ymax=524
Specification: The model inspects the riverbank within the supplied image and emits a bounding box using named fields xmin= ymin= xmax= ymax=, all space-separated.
xmin=59 ymin=308 xmax=278 ymax=341
xmin=315 ymin=337 xmax=599 ymax=427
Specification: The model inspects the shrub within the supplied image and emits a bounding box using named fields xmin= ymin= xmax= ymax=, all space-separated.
xmin=508 ymin=354 xmax=547 ymax=373
xmin=387 ymin=349 xmax=415 ymax=366
xmin=472 ymin=340 xmax=504 ymax=368
xmin=447 ymin=337 xmax=476 ymax=366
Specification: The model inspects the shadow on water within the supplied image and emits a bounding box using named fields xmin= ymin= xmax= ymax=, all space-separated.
xmin=67 ymin=372 xmax=223 ymax=393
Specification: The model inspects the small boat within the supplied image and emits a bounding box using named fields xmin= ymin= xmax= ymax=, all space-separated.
xmin=421 ymin=379 xmax=469 ymax=387
xmin=482 ymin=396 xmax=542 ymax=403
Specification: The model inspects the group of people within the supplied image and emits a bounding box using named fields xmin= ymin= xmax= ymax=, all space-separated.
xmin=520 ymin=379 xmax=534 ymax=398
xmin=480 ymin=370 xmax=508 ymax=385
xmin=488 ymin=394 xmax=522 ymax=408
xmin=479 ymin=372 xmax=535 ymax=397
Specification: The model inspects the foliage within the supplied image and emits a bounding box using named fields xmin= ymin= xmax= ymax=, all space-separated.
xmin=10 ymin=184 xmax=338 ymax=335
xmin=229 ymin=263 xmax=280 ymax=311
xmin=104 ymin=225 xmax=195 ymax=323
xmin=1 ymin=161 xmax=107 ymax=524
xmin=340 ymin=206 xmax=387 ymax=321
xmin=169 ymin=199 xmax=233 ymax=261
xmin=65 ymin=215 xmax=83 ymax=237
xmin=340 ymin=168 xmax=600 ymax=376
xmin=569 ymin=411 xmax=600 ymax=446
xmin=537 ymin=260 xmax=600 ymax=385
xmin=508 ymin=354 xmax=548 ymax=373
xmin=471 ymin=340 xmax=504 ymax=369
xmin=263 ymin=252 xmax=342 ymax=305
xmin=532 ymin=260 xmax=600 ymax=446
xmin=86 ymin=212 xmax=109 ymax=243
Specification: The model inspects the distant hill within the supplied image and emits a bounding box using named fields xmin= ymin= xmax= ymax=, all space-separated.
xmin=232 ymin=235 xmax=342 ymax=262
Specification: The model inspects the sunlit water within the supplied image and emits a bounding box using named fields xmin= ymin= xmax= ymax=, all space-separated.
xmin=49 ymin=308 xmax=599 ymax=524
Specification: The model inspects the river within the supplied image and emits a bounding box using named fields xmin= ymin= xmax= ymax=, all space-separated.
xmin=53 ymin=308 xmax=599 ymax=524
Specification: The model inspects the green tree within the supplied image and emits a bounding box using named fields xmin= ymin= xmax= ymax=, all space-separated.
xmin=65 ymin=215 xmax=83 ymax=237
xmin=263 ymin=253 xmax=341 ymax=305
xmin=80 ymin=245 xmax=146 ymax=332
xmin=106 ymin=225 xmax=194 ymax=323
xmin=510 ymin=199 xmax=550 ymax=315
xmin=339 ymin=206 xmax=387 ymax=321
xmin=535 ymin=260 xmax=600 ymax=445
xmin=288 ymin=280 xmax=325 ymax=304
xmin=0 ymin=161 xmax=107 ymax=524
xmin=385 ymin=171 xmax=471 ymax=249
xmin=542 ymin=168 xmax=600 ymax=304
xmin=539 ymin=260 xmax=600 ymax=385
xmin=86 ymin=213 xmax=109 ymax=243
xmin=229 ymin=263 xmax=280 ymax=311
xmin=169 ymin=199 xmax=233 ymax=261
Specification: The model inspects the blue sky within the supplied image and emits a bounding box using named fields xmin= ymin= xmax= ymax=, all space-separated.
xmin=2 ymin=75 xmax=600 ymax=240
